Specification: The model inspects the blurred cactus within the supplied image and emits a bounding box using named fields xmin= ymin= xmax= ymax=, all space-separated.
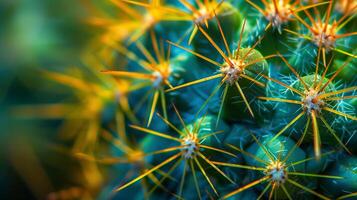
xmin=4 ymin=0 xmax=356 ymax=199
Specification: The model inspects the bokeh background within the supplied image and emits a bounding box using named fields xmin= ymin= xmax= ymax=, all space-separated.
xmin=1 ymin=0 xmax=101 ymax=199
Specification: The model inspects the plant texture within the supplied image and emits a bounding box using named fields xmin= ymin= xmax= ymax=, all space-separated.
xmin=18 ymin=0 xmax=356 ymax=199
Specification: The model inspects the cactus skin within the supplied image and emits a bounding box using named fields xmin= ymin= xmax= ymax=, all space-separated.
xmin=320 ymin=155 xmax=357 ymax=198
xmin=89 ymin=1 xmax=356 ymax=199
xmin=17 ymin=0 xmax=356 ymax=199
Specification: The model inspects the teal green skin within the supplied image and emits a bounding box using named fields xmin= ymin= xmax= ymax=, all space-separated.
xmin=332 ymin=59 xmax=357 ymax=84
xmin=245 ymin=134 xmax=306 ymax=171
xmin=305 ymin=145 xmax=331 ymax=174
xmin=255 ymin=19 xmax=299 ymax=57
xmin=320 ymin=156 xmax=357 ymax=198
xmin=245 ymin=134 xmax=306 ymax=199
xmin=192 ymin=2 xmax=242 ymax=64
xmin=285 ymin=41 xmax=317 ymax=75
xmin=300 ymin=145 xmax=335 ymax=200
xmin=222 ymin=48 xmax=270 ymax=123
xmin=272 ymin=74 xmax=340 ymax=145
xmin=166 ymin=53 xmax=200 ymax=110
xmin=223 ymin=124 xmax=252 ymax=149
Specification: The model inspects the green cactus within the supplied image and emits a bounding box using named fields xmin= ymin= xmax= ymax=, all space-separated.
xmin=5 ymin=0 xmax=357 ymax=199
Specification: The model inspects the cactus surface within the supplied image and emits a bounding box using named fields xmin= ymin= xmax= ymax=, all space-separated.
xmin=3 ymin=0 xmax=357 ymax=199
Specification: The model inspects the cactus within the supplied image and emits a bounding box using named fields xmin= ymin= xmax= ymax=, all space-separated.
xmin=9 ymin=0 xmax=357 ymax=199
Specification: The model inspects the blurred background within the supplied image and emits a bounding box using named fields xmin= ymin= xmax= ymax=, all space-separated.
xmin=1 ymin=0 xmax=103 ymax=199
